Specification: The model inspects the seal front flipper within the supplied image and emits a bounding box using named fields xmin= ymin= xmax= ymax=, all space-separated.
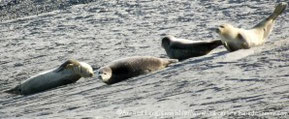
xmin=56 ymin=59 xmax=80 ymax=72
xmin=222 ymin=41 xmax=232 ymax=52
xmin=237 ymin=33 xmax=250 ymax=49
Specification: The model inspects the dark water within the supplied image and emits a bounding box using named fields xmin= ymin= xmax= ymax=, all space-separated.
xmin=0 ymin=0 xmax=289 ymax=118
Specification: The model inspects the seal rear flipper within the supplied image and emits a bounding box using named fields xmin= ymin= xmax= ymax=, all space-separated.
xmin=270 ymin=2 xmax=287 ymax=20
xmin=4 ymin=86 xmax=21 ymax=95
xmin=253 ymin=3 xmax=287 ymax=29
xmin=168 ymin=59 xmax=178 ymax=63
xmin=163 ymin=59 xmax=178 ymax=66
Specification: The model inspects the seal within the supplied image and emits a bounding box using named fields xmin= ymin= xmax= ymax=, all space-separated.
xmin=162 ymin=35 xmax=222 ymax=60
xmin=98 ymin=56 xmax=178 ymax=84
xmin=216 ymin=2 xmax=287 ymax=52
xmin=4 ymin=59 xmax=94 ymax=95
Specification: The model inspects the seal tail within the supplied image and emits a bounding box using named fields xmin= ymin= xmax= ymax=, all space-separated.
xmin=269 ymin=2 xmax=287 ymax=20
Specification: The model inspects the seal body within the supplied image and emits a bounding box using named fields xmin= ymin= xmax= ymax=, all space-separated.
xmin=5 ymin=59 xmax=94 ymax=95
xmin=162 ymin=35 xmax=222 ymax=60
xmin=98 ymin=56 xmax=178 ymax=84
xmin=216 ymin=2 xmax=287 ymax=52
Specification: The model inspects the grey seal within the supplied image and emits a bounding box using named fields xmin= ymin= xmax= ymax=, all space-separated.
xmin=5 ymin=59 xmax=94 ymax=95
xmin=98 ymin=56 xmax=178 ymax=84
xmin=216 ymin=2 xmax=287 ymax=52
xmin=162 ymin=35 xmax=222 ymax=60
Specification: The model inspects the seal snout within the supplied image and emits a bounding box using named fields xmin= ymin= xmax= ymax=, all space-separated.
xmin=89 ymin=72 xmax=94 ymax=77
xmin=216 ymin=28 xmax=220 ymax=33
xmin=216 ymin=25 xmax=225 ymax=34
xmin=98 ymin=74 xmax=102 ymax=80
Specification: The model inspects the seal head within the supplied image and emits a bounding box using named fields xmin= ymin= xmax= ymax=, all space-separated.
xmin=98 ymin=67 xmax=112 ymax=83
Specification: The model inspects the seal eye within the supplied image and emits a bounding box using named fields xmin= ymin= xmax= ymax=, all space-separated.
xmin=220 ymin=25 xmax=225 ymax=28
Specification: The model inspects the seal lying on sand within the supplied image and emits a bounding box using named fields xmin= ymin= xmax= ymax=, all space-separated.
xmin=216 ymin=2 xmax=287 ymax=52
xmin=98 ymin=56 xmax=178 ymax=84
xmin=5 ymin=59 xmax=94 ymax=95
xmin=162 ymin=35 xmax=222 ymax=60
